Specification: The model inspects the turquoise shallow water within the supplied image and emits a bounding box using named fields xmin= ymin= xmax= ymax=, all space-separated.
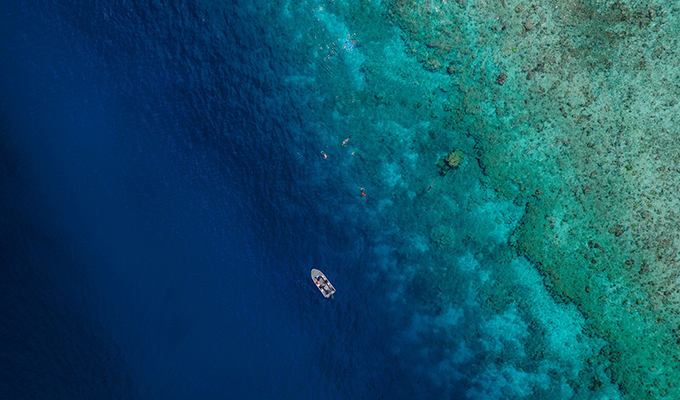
xmin=4 ymin=0 xmax=680 ymax=398
xmin=251 ymin=0 xmax=626 ymax=397
xmin=379 ymin=0 xmax=680 ymax=397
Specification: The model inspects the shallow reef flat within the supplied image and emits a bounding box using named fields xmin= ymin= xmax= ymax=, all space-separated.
xmin=386 ymin=0 xmax=680 ymax=398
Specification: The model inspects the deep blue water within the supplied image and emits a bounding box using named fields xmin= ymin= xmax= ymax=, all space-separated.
xmin=0 ymin=1 xmax=413 ymax=399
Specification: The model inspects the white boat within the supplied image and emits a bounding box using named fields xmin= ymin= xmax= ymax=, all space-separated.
xmin=311 ymin=268 xmax=336 ymax=298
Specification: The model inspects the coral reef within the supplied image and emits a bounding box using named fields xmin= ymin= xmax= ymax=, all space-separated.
xmin=387 ymin=0 xmax=680 ymax=397
xmin=430 ymin=226 xmax=456 ymax=247
xmin=437 ymin=148 xmax=465 ymax=175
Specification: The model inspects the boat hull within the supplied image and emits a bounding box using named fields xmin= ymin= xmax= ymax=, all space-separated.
xmin=311 ymin=268 xmax=336 ymax=298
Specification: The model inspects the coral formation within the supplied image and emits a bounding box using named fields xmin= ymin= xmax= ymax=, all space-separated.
xmin=430 ymin=227 xmax=456 ymax=247
xmin=445 ymin=149 xmax=464 ymax=168
xmin=437 ymin=148 xmax=464 ymax=175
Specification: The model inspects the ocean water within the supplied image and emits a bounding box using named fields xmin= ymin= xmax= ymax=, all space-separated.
xmin=2 ymin=0 xmax=679 ymax=399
